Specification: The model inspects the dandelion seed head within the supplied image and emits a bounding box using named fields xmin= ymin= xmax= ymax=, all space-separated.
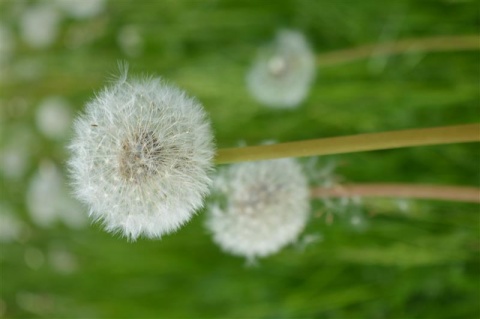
xmin=68 ymin=72 xmax=214 ymax=240
xmin=35 ymin=96 xmax=72 ymax=139
xmin=0 ymin=204 xmax=23 ymax=243
xmin=19 ymin=3 xmax=61 ymax=49
xmin=247 ymin=29 xmax=316 ymax=108
xmin=117 ymin=25 xmax=144 ymax=57
xmin=27 ymin=161 xmax=87 ymax=229
xmin=55 ymin=0 xmax=106 ymax=19
xmin=207 ymin=159 xmax=310 ymax=260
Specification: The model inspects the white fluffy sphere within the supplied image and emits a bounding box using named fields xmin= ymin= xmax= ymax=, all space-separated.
xmin=68 ymin=73 xmax=214 ymax=240
xmin=246 ymin=29 xmax=316 ymax=108
xmin=207 ymin=159 xmax=310 ymax=260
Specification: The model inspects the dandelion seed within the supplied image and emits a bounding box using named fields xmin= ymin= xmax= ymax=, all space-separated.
xmin=246 ymin=29 xmax=316 ymax=108
xmin=206 ymin=159 xmax=310 ymax=260
xmin=317 ymin=190 xmax=369 ymax=231
xmin=68 ymin=70 xmax=214 ymax=240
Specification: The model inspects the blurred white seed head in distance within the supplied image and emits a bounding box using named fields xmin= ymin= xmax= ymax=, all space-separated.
xmin=19 ymin=3 xmax=61 ymax=49
xmin=55 ymin=0 xmax=106 ymax=19
xmin=247 ymin=29 xmax=316 ymax=108
xmin=68 ymin=67 xmax=215 ymax=240
xmin=207 ymin=158 xmax=310 ymax=261
xmin=27 ymin=160 xmax=87 ymax=229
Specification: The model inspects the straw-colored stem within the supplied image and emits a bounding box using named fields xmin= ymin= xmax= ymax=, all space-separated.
xmin=215 ymin=123 xmax=480 ymax=164
xmin=311 ymin=184 xmax=480 ymax=203
xmin=317 ymin=35 xmax=480 ymax=67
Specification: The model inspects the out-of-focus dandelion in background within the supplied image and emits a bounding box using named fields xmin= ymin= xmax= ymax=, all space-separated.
xmin=0 ymin=0 xmax=479 ymax=318
xmin=206 ymin=159 xmax=309 ymax=261
xmin=246 ymin=29 xmax=316 ymax=108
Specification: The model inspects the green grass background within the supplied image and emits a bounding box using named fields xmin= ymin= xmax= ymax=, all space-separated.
xmin=0 ymin=0 xmax=479 ymax=318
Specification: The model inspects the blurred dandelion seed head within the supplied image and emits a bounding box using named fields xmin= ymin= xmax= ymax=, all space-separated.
xmin=0 ymin=204 xmax=23 ymax=243
xmin=68 ymin=72 xmax=214 ymax=240
xmin=117 ymin=131 xmax=162 ymax=182
xmin=36 ymin=96 xmax=73 ymax=140
xmin=117 ymin=25 xmax=144 ymax=57
xmin=207 ymin=159 xmax=310 ymax=260
xmin=55 ymin=0 xmax=106 ymax=19
xmin=246 ymin=29 xmax=316 ymax=108
xmin=19 ymin=3 xmax=61 ymax=49
xmin=27 ymin=161 xmax=87 ymax=229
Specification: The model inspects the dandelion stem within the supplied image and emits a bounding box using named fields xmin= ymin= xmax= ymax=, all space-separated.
xmin=317 ymin=35 xmax=480 ymax=67
xmin=311 ymin=184 xmax=480 ymax=203
xmin=215 ymin=123 xmax=480 ymax=164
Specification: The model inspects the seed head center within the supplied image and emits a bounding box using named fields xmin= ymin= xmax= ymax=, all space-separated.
xmin=234 ymin=183 xmax=276 ymax=214
xmin=268 ymin=56 xmax=288 ymax=77
xmin=119 ymin=131 xmax=162 ymax=182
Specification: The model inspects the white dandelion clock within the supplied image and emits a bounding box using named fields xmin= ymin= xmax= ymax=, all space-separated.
xmin=246 ymin=29 xmax=316 ymax=108
xmin=68 ymin=71 xmax=214 ymax=240
xmin=55 ymin=0 xmax=106 ymax=19
xmin=206 ymin=159 xmax=310 ymax=260
xmin=19 ymin=3 xmax=61 ymax=49
xmin=26 ymin=160 xmax=87 ymax=229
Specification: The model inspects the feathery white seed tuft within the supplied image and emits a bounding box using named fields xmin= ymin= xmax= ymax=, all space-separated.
xmin=246 ymin=29 xmax=316 ymax=108
xmin=68 ymin=72 xmax=214 ymax=240
xmin=206 ymin=159 xmax=310 ymax=260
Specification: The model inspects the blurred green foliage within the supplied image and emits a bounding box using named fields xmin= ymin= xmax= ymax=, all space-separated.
xmin=0 ymin=0 xmax=479 ymax=318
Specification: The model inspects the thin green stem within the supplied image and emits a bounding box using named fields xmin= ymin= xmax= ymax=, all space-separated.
xmin=311 ymin=183 xmax=480 ymax=203
xmin=317 ymin=35 xmax=480 ymax=67
xmin=215 ymin=123 xmax=480 ymax=164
